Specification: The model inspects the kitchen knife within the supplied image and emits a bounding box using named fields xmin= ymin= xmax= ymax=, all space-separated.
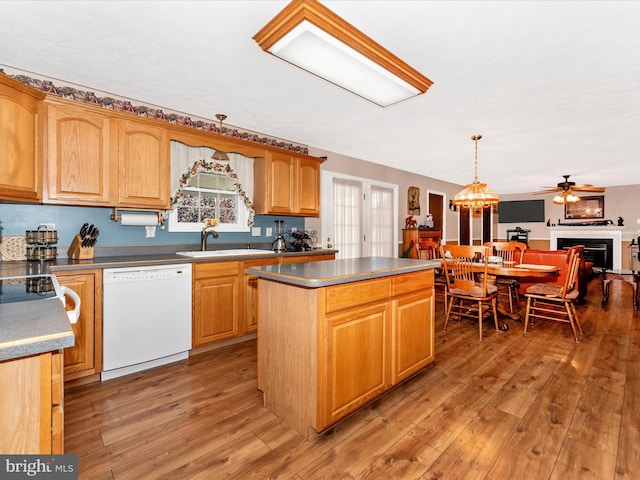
xmin=79 ymin=223 xmax=89 ymax=237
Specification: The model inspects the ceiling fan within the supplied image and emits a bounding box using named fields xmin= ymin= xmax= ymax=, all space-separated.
xmin=533 ymin=175 xmax=605 ymax=204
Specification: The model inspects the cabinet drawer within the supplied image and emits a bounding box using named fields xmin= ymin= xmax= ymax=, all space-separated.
xmin=243 ymin=257 xmax=279 ymax=270
xmin=326 ymin=278 xmax=390 ymax=314
xmin=194 ymin=261 xmax=240 ymax=279
xmin=391 ymin=270 xmax=433 ymax=297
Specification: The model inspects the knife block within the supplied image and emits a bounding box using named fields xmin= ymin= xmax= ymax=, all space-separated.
xmin=67 ymin=234 xmax=94 ymax=260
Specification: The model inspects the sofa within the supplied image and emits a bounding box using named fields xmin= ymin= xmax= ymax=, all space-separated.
xmin=514 ymin=246 xmax=593 ymax=302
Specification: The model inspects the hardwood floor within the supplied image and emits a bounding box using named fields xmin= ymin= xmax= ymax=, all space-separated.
xmin=65 ymin=277 xmax=640 ymax=479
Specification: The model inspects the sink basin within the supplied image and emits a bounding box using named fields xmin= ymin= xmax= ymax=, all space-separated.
xmin=176 ymin=249 xmax=276 ymax=258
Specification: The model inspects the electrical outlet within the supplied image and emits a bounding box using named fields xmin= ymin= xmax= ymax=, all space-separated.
xmin=266 ymin=227 xmax=273 ymax=237
xmin=251 ymin=227 xmax=261 ymax=237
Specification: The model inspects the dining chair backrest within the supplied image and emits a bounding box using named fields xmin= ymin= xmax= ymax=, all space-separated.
xmin=441 ymin=244 xmax=491 ymax=293
xmin=416 ymin=240 xmax=440 ymax=260
xmin=484 ymin=241 xmax=527 ymax=263
xmin=561 ymin=247 xmax=582 ymax=298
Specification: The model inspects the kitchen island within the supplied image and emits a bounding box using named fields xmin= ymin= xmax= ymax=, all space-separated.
xmin=248 ymin=257 xmax=439 ymax=438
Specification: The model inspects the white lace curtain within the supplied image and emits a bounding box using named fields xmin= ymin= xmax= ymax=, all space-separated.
xmin=370 ymin=185 xmax=394 ymax=257
xmin=169 ymin=140 xmax=255 ymax=224
xmin=332 ymin=177 xmax=363 ymax=259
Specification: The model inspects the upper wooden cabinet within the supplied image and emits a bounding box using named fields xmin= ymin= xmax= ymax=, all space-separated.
xmin=0 ymin=75 xmax=45 ymax=202
xmin=44 ymin=100 xmax=114 ymax=205
xmin=43 ymin=98 xmax=170 ymax=209
xmin=114 ymin=118 xmax=170 ymax=208
xmin=254 ymin=151 xmax=322 ymax=217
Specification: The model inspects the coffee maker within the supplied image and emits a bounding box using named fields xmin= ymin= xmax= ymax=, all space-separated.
xmin=272 ymin=220 xmax=286 ymax=252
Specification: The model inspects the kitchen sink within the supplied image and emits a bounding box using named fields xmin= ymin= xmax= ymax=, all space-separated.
xmin=176 ymin=249 xmax=276 ymax=258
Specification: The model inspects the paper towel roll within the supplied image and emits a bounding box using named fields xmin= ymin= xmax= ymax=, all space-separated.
xmin=120 ymin=213 xmax=158 ymax=227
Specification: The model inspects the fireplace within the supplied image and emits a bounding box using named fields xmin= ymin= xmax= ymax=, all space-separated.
xmin=556 ymin=238 xmax=612 ymax=269
xmin=548 ymin=226 xmax=624 ymax=270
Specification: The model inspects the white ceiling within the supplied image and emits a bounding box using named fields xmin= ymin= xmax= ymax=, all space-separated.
xmin=2 ymin=1 xmax=639 ymax=195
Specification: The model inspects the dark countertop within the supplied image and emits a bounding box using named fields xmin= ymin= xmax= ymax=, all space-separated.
xmin=0 ymin=248 xmax=335 ymax=361
xmin=0 ymin=298 xmax=75 ymax=362
xmin=0 ymin=248 xmax=339 ymax=276
xmin=247 ymin=256 xmax=441 ymax=288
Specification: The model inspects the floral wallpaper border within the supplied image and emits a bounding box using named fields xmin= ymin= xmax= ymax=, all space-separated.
xmin=4 ymin=70 xmax=309 ymax=155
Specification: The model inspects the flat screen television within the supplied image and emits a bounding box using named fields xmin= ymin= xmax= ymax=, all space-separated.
xmin=498 ymin=199 xmax=545 ymax=224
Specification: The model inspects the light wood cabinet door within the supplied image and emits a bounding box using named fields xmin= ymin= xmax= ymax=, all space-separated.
xmin=243 ymin=257 xmax=279 ymax=334
xmin=320 ymin=301 xmax=391 ymax=429
xmin=56 ymin=270 xmax=102 ymax=380
xmin=266 ymin=151 xmax=296 ymax=214
xmin=254 ymin=151 xmax=323 ymax=217
xmin=0 ymin=350 xmax=63 ymax=454
xmin=297 ymin=157 xmax=320 ymax=216
xmin=0 ymin=75 xmax=44 ymax=202
xmin=114 ymin=118 xmax=170 ymax=208
xmin=45 ymin=101 xmax=114 ymax=205
xmin=392 ymin=290 xmax=434 ymax=384
xmin=193 ymin=262 xmax=241 ymax=346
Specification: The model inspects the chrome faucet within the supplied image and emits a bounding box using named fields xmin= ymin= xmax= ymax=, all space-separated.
xmin=201 ymin=226 xmax=219 ymax=251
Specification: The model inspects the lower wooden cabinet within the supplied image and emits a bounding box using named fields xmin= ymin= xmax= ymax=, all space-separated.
xmin=320 ymin=270 xmax=434 ymax=428
xmin=0 ymin=350 xmax=64 ymax=453
xmin=322 ymin=301 xmax=391 ymax=426
xmin=392 ymin=289 xmax=435 ymax=384
xmin=193 ymin=261 xmax=241 ymax=347
xmin=243 ymin=257 xmax=279 ymax=334
xmin=55 ymin=269 xmax=102 ymax=381
xmin=193 ymin=253 xmax=336 ymax=348
xmin=258 ymin=268 xmax=435 ymax=437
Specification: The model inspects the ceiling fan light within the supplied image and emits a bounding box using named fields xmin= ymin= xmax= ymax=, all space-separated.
xmin=552 ymin=194 xmax=565 ymax=205
xmin=566 ymin=193 xmax=580 ymax=203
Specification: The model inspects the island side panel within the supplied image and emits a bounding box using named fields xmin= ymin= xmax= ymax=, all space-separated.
xmin=257 ymin=278 xmax=318 ymax=437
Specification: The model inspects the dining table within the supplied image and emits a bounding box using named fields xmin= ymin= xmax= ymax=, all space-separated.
xmin=472 ymin=261 xmax=560 ymax=322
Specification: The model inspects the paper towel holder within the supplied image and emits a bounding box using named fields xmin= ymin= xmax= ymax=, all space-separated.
xmin=110 ymin=208 xmax=162 ymax=223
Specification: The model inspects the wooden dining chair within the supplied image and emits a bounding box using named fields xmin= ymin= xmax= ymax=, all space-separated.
xmin=441 ymin=245 xmax=499 ymax=341
xmin=484 ymin=241 xmax=527 ymax=314
xmin=523 ymin=247 xmax=583 ymax=342
xmin=416 ymin=240 xmax=447 ymax=304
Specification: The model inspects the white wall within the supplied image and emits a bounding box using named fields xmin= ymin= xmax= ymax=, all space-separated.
xmin=497 ymin=184 xmax=640 ymax=243
xmin=306 ymin=146 xmax=464 ymax=245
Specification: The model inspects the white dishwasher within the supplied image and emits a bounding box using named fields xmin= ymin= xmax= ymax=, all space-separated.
xmin=102 ymin=263 xmax=192 ymax=381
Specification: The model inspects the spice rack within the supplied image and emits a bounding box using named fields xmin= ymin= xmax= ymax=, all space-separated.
xmin=25 ymin=227 xmax=58 ymax=261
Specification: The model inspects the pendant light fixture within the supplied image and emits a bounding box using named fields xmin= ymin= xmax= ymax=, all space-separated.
xmin=211 ymin=114 xmax=230 ymax=162
xmin=452 ymin=134 xmax=499 ymax=210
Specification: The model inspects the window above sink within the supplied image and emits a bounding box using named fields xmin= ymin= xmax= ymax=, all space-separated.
xmin=167 ymin=141 xmax=255 ymax=233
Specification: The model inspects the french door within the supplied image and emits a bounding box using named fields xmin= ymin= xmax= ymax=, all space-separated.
xmin=322 ymin=171 xmax=398 ymax=259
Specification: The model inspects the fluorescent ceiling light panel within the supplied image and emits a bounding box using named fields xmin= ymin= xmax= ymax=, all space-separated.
xmin=253 ymin=0 xmax=433 ymax=107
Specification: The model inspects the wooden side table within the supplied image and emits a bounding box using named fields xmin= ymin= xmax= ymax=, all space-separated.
xmin=598 ymin=268 xmax=639 ymax=310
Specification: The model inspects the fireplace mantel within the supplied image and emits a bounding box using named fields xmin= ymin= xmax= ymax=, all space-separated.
xmin=548 ymin=226 xmax=624 ymax=269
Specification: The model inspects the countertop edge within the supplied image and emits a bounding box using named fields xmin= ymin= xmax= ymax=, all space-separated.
xmin=248 ymin=258 xmax=440 ymax=288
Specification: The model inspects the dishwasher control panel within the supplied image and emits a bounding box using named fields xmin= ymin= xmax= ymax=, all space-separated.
xmin=103 ymin=264 xmax=192 ymax=284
